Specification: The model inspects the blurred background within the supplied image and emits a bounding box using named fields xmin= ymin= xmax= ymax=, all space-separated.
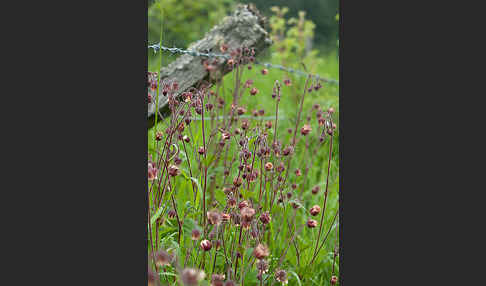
xmin=148 ymin=0 xmax=339 ymax=74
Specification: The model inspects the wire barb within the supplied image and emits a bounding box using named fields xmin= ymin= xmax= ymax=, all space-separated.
xmin=148 ymin=43 xmax=339 ymax=85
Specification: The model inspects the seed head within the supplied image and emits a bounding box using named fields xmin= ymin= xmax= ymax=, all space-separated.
xmin=200 ymin=239 xmax=212 ymax=251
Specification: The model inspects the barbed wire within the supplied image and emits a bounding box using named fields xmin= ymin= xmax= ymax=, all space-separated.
xmin=148 ymin=43 xmax=339 ymax=85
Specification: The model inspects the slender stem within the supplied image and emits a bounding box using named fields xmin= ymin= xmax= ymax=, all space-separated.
xmin=311 ymin=134 xmax=333 ymax=262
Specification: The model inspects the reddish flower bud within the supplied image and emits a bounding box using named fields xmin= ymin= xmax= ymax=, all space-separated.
xmin=264 ymin=162 xmax=273 ymax=171
xmin=310 ymin=205 xmax=321 ymax=216
xmin=301 ymin=124 xmax=312 ymax=136
xmin=191 ymin=229 xmax=201 ymax=240
xmin=200 ymin=239 xmax=212 ymax=251
xmin=307 ymin=219 xmax=318 ymax=228
xmin=253 ymin=243 xmax=270 ymax=260
xmin=198 ymin=146 xmax=205 ymax=155
xmin=250 ymin=87 xmax=259 ymax=96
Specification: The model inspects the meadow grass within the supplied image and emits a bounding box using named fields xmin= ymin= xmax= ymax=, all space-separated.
xmin=148 ymin=48 xmax=339 ymax=285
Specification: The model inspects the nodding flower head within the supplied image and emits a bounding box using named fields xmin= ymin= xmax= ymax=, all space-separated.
xmin=259 ymin=211 xmax=271 ymax=224
xmin=265 ymin=121 xmax=273 ymax=129
xmin=200 ymin=239 xmax=212 ymax=251
xmin=155 ymin=249 xmax=171 ymax=267
xmin=211 ymin=274 xmax=226 ymax=286
xmin=256 ymin=259 xmax=269 ymax=274
xmin=148 ymin=266 xmax=159 ymax=286
xmin=238 ymin=200 xmax=249 ymax=210
xmin=330 ymin=275 xmax=338 ymax=285
xmin=253 ymin=243 xmax=270 ymax=260
xmin=168 ymin=209 xmax=177 ymax=219
xmin=227 ymin=197 xmax=237 ymax=208
xmin=310 ymin=205 xmax=321 ymax=216
xmin=155 ymin=131 xmax=163 ymax=141
xmin=283 ymin=78 xmax=291 ymax=86
xmin=221 ymin=213 xmax=231 ymax=223
xmin=207 ymin=210 xmax=222 ymax=225
xmin=168 ymin=165 xmax=180 ymax=177
xmin=198 ymin=146 xmax=205 ymax=155
xmin=328 ymin=107 xmax=335 ymax=114
xmin=191 ymin=229 xmax=201 ymax=240
xmin=181 ymin=268 xmax=205 ymax=286
xmin=237 ymin=107 xmax=247 ymax=116
xmin=307 ymin=219 xmax=318 ymax=228
xmin=295 ymin=168 xmax=302 ymax=176
xmin=275 ymin=269 xmax=289 ymax=285
xmin=148 ymin=163 xmax=158 ymax=181
xmin=312 ymin=185 xmax=320 ymax=195
xmin=301 ymin=124 xmax=312 ymax=136
xmin=261 ymin=68 xmax=268 ymax=75
xmin=264 ymin=162 xmax=273 ymax=171
xmin=233 ymin=176 xmax=243 ymax=187
xmin=250 ymin=87 xmax=259 ymax=96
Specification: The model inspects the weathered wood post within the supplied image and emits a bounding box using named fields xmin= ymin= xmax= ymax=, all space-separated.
xmin=148 ymin=4 xmax=272 ymax=128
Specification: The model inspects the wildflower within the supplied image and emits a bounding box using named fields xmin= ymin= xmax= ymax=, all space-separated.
xmin=200 ymin=239 xmax=212 ymax=251
xmin=253 ymin=244 xmax=270 ymax=260
xmin=310 ymin=205 xmax=321 ymax=216
xmin=148 ymin=266 xmax=158 ymax=286
xmin=183 ymin=135 xmax=190 ymax=143
xmin=224 ymin=280 xmax=236 ymax=286
xmin=283 ymin=78 xmax=291 ymax=86
xmin=238 ymin=200 xmax=249 ymax=210
xmin=240 ymin=207 xmax=256 ymax=225
xmin=227 ymin=197 xmax=237 ymax=208
xmin=275 ymin=269 xmax=288 ymax=284
xmin=221 ymin=213 xmax=231 ymax=222
xmin=191 ymin=229 xmax=201 ymax=240
xmin=244 ymin=79 xmax=254 ymax=88
xmin=148 ymin=93 xmax=152 ymax=104
xmin=174 ymin=156 xmax=182 ymax=165
xmin=168 ymin=209 xmax=177 ymax=219
xmin=331 ymin=275 xmax=338 ymax=285
xmin=261 ymin=68 xmax=268 ymax=75
xmin=222 ymin=132 xmax=231 ymax=140
xmin=237 ymin=107 xmax=246 ymax=116
xmin=241 ymin=119 xmax=249 ymax=130
xmin=198 ymin=146 xmax=205 ymax=155
xmin=264 ymin=162 xmax=273 ymax=171
xmin=307 ymin=219 xmax=318 ymax=228
xmin=168 ymin=165 xmax=180 ymax=177
xmin=211 ymin=274 xmax=226 ymax=286
xmin=256 ymin=259 xmax=269 ymax=273
xmin=265 ymin=121 xmax=273 ymax=129
xmin=291 ymin=183 xmax=297 ymax=190
xmin=312 ymin=185 xmax=320 ymax=195
xmin=207 ymin=210 xmax=222 ymax=225
xmin=250 ymin=87 xmax=259 ymax=96
xmin=233 ymin=176 xmax=243 ymax=187
xmin=327 ymin=128 xmax=334 ymax=136
xmin=328 ymin=107 xmax=335 ymax=114
xmin=260 ymin=212 xmax=271 ymax=224
xmin=258 ymin=109 xmax=265 ymax=116
xmin=287 ymin=192 xmax=293 ymax=199
xmin=295 ymin=169 xmax=302 ymax=176
xmin=282 ymin=146 xmax=293 ymax=156
xmin=301 ymin=124 xmax=312 ymax=136
xmin=155 ymin=249 xmax=171 ymax=267
xmin=220 ymin=44 xmax=228 ymax=53
xmin=148 ymin=164 xmax=158 ymax=181
xmin=181 ymin=268 xmax=205 ymax=286
xmin=276 ymin=162 xmax=285 ymax=172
